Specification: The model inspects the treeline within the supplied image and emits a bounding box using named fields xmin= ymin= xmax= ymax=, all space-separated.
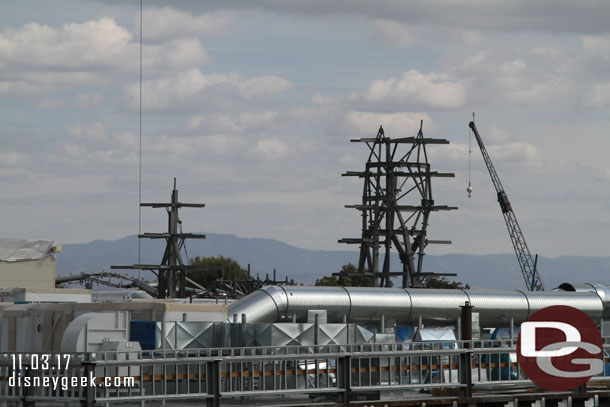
xmin=188 ymin=257 xmax=468 ymax=290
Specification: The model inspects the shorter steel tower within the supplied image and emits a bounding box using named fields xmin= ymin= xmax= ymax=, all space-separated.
xmin=113 ymin=178 xmax=206 ymax=298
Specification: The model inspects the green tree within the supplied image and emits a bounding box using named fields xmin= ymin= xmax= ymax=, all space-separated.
xmin=315 ymin=275 xmax=341 ymax=286
xmin=187 ymin=256 xmax=248 ymax=288
xmin=425 ymin=277 xmax=470 ymax=289
xmin=315 ymin=263 xmax=376 ymax=287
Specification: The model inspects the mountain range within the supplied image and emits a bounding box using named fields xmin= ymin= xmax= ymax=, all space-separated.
xmin=56 ymin=233 xmax=610 ymax=290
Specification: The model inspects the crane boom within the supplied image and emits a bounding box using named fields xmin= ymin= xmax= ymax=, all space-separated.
xmin=469 ymin=121 xmax=544 ymax=291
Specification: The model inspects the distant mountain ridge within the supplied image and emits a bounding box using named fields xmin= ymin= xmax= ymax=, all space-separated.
xmin=56 ymin=233 xmax=610 ymax=290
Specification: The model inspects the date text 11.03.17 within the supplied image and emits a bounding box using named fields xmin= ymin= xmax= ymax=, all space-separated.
xmin=12 ymin=354 xmax=71 ymax=371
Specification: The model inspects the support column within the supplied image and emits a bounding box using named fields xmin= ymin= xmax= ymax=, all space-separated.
xmin=460 ymin=301 xmax=473 ymax=399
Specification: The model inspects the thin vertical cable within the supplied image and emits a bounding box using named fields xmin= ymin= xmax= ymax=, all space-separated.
xmin=468 ymin=129 xmax=471 ymax=182
xmin=138 ymin=0 xmax=142 ymax=278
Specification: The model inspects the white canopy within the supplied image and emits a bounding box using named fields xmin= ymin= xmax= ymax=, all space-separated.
xmin=0 ymin=238 xmax=54 ymax=262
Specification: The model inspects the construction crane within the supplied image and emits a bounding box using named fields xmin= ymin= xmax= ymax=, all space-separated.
xmin=468 ymin=119 xmax=544 ymax=291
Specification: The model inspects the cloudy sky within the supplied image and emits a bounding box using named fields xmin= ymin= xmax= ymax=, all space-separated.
xmin=2 ymin=1 xmax=610 ymax=261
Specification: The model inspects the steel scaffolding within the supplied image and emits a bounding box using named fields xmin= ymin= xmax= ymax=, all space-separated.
xmin=339 ymin=121 xmax=457 ymax=288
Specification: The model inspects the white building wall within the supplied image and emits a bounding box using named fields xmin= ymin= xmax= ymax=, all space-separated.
xmin=0 ymin=255 xmax=55 ymax=289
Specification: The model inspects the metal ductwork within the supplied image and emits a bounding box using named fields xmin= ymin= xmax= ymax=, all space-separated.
xmin=228 ymin=284 xmax=610 ymax=327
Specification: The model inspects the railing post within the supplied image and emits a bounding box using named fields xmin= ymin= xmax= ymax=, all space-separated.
xmin=206 ymin=359 xmax=221 ymax=407
xmin=241 ymin=314 xmax=247 ymax=348
xmin=338 ymin=355 xmax=351 ymax=404
xmin=22 ymin=364 xmax=34 ymax=407
xmin=459 ymin=301 xmax=473 ymax=399
xmin=81 ymin=356 xmax=96 ymax=407
xmin=314 ymin=314 xmax=320 ymax=349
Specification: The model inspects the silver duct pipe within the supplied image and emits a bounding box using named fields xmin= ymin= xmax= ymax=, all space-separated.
xmin=228 ymin=283 xmax=610 ymax=327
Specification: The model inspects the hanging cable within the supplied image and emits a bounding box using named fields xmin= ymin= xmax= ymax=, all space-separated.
xmin=138 ymin=0 xmax=143 ymax=278
xmin=467 ymin=115 xmax=473 ymax=198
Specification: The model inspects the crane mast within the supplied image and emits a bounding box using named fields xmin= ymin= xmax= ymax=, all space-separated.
xmin=468 ymin=121 xmax=544 ymax=291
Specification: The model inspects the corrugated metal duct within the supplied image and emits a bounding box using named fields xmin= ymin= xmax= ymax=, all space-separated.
xmin=228 ymin=284 xmax=610 ymax=327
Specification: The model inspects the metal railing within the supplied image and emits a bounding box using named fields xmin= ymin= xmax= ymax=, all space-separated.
xmin=0 ymin=340 xmax=608 ymax=406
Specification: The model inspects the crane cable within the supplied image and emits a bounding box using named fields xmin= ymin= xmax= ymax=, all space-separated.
xmin=138 ymin=0 xmax=143 ymax=278
xmin=467 ymin=124 xmax=473 ymax=198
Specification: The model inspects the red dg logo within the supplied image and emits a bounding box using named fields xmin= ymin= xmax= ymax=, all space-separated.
xmin=517 ymin=305 xmax=603 ymax=391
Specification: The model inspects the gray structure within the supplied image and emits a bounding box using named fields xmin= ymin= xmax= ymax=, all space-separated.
xmin=339 ymin=122 xmax=456 ymax=288
xmin=113 ymin=178 xmax=206 ymax=298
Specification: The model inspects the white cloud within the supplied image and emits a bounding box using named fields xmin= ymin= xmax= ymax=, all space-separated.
xmin=344 ymin=111 xmax=432 ymax=136
xmin=373 ymin=19 xmax=417 ymax=48
xmin=108 ymin=1 xmax=610 ymax=35
xmin=37 ymin=98 xmax=66 ymax=109
xmin=435 ymin=143 xmax=468 ymax=164
xmin=129 ymin=69 xmax=293 ymax=111
xmin=188 ymin=111 xmax=278 ymax=134
xmin=0 ymin=151 xmax=28 ymax=166
xmin=487 ymin=143 xmax=539 ymax=163
xmin=69 ymin=123 xmax=107 ymax=141
xmin=582 ymin=82 xmax=610 ymax=109
xmin=138 ymin=7 xmax=234 ymax=41
xmin=19 ymin=72 xmax=103 ymax=86
xmin=250 ymin=138 xmax=291 ymax=160
xmin=581 ymin=35 xmax=610 ymax=58
xmin=237 ymin=76 xmax=294 ymax=99
xmin=50 ymin=124 xmax=139 ymax=168
xmin=58 ymin=143 xmax=87 ymax=158
xmin=0 ymin=19 xmax=132 ymax=69
xmin=0 ymin=18 xmax=208 ymax=92
xmin=351 ymin=70 xmax=466 ymax=109
xmin=444 ymin=28 xmax=483 ymax=44
xmin=39 ymin=93 xmax=101 ymax=109
xmin=529 ymin=46 xmax=563 ymax=59
xmin=143 ymin=38 xmax=209 ymax=70
xmin=113 ymin=132 xmax=139 ymax=150
xmin=457 ymin=51 xmax=571 ymax=105
xmin=0 ymin=81 xmax=48 ymax=96
xmin=485 ymin=124 xmax=512 ymax=144
xmin=75 ymin=93 xmax=102 ymax=107
xmin=436 ymin=139 xmax=544 ymax=179
xmin=338 ymin=152 xmax=362 ymax=166
xmin=154 ymin=134 xmax=245 ymax=156
xmin=461 ymin=53 xmax=526 ymax=75
xmin=311 ymin=93 xmax=336 ymax=105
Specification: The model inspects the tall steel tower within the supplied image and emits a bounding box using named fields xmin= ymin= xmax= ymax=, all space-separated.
xmin=339 ymin=121 xmax=457 ymax=288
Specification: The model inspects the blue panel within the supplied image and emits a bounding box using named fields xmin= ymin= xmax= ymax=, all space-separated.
xmin=396 ymin=325 xmax=415 ymax=341
xmin=130 ymin=320 xmax=156 ymax=350
xmin=491 ymin=327 xmax=520 ymax=340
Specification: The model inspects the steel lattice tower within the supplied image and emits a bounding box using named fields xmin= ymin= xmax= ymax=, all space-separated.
xmin=339 ymin=121 xmax=457 ymax=288
xmin=112 ymin=178 xmax=206 ymax=298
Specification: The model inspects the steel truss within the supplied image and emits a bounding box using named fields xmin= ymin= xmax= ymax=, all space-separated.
xmin=112 ymin=178 xmax=206 ymax=298
xmin=339 ymin=121 xmax=457 ymax=288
